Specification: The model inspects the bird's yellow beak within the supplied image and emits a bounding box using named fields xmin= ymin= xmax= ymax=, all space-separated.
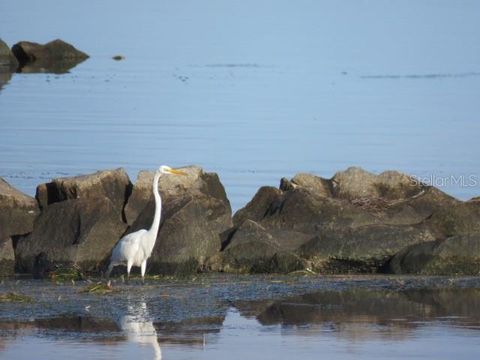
xmin=168 ymin=168 xmax=187 ymax=176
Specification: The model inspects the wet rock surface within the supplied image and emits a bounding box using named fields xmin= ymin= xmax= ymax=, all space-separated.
xmin=219 ymin=167 xmax=480 ymax=275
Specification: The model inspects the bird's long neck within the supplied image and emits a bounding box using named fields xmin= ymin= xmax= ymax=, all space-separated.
xmin=148 ymin=172 xmax=162 ymax=237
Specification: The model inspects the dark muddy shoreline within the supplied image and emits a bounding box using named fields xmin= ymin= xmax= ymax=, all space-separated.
xmin=2 ymin=274 xmax=480 ymax=323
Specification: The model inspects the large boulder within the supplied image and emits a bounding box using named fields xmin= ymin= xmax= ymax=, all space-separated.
xmin=15 ymin=169 xmax=130 ymax=276
xmin=11 ymin=39 xmax=89 ymax=74
xmin=297 ymin=225 xmax=435 ymax=273
xmin=35 ymin=168 xmax=132 ymax=212
xmin=0 ymin=39 xmax=18 ymax=71
xmin=0 ymin=178 xmax=39 ymax=276
xmin=222 ymin=167 xmax=480 ymax=274
xmin=389 ymin=235 xmax=480 ymax=275
xmin=331 ymin=167 xmax=422 ymax=201
xmin=15 ymin=198 xmax=127 ymax=276
xmin=213 ymin=220 xmax=305 ymax=273
xmin=123 ymin=166 xmax=232 ymax=275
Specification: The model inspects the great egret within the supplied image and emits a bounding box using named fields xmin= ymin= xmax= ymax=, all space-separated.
xmin=106 ymin=165 xmax=186 ymax=281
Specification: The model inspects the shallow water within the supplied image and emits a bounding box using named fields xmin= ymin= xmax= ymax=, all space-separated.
xmin=1 ymin=275 xmax=480 ymax=359
xmin=1 ymin=1 xmax=480 ymax=210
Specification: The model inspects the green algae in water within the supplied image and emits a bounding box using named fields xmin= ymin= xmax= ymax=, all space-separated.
xmin=80 ymin=282 xmax=115 ymax=295
xmin=0 ymin=292 xmax=34 ymax=303
xmin=49 ymin=265 xmax=85 ymax=283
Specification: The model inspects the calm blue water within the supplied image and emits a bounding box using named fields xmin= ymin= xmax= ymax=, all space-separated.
xmin=1 ymin=0 xmax=480 ymax=210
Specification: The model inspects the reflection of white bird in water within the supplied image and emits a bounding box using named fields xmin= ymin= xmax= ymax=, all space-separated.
xmin=120 ymin=302 xmax=162 ymax=360
xmin=106 ymin=165 xmax=186 ymax=281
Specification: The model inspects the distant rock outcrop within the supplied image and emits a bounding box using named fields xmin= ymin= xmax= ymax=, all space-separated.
xmin=11 ymin=39 xmax=89 ymax=73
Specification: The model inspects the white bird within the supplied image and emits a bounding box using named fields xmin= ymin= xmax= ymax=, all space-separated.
xmin=106 ymin=165 xmax=186 ymax=281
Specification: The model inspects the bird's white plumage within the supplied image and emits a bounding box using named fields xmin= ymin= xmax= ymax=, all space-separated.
xmin=111 ymin=229 xmax=148 ymax=266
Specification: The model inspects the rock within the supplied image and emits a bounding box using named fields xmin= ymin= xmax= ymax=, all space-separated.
xmin=226 ymin=166 xmax=480 ymax=274
xmin=15 ymin=169 xmax=131 ymax=276
xmin=36 ymin=168 xmax=132 ymax=213
xmin=0 ymin=239 xmax=15 ymax=276
xmin=15 ymin=198 xmax=127 ymax=276
xmin=124 ymin=166 xmax=232 ymax=275
xmin=389 ymin=235 xmax=480 ymax=275
xmin=232 ymin=186 xmax=283 ymax=226
xmin=297 ymin=225 xmax=435 ymax=273
xmin=216 ymin=220 xmax=305 ymax=273
xmin=11 ymin=39 xmax=88 ymax=74
xmin=290 ymin=173 xmax=333 ymax=197
xmin=0 ymin=39 xmax=18 ymax=71
xmin=332 ymin=167 xmax=422 ymax=201
xmin=0 ymin=178 xmax=39 ymax=276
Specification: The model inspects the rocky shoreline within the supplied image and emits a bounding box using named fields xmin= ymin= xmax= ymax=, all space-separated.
xmin=1 ymin=166 xmax=479 ymax=278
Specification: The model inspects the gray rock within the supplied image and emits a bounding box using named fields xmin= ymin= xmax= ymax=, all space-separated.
xmin=36 ymin=168 xmax=132 ymax=214
xmin=297 ymin=225 xmax=435 ymax=273
xmin=227 ymin=167 xmax=480 ymax=274
xmin=389 ymin=235 xmax=480 ymax=275
xmin=0 ymin=178 xmax=39 ymax=276
xmin=124 ymin=166 xmax=232 ymax=275
xmin=332 ymin=167 xmax=422 ymax=201
xmin=290 ymin=173 xmax=333 ymax=197
xmin=0 ymin=38 xmax=18 ymax=71
xmin=214 ymin=220 xmax=305 ymax=273
xmin=0 ymin=238 xmax=15 ymax=276
xmin=11 ymin=39 xmax=88 ymax=74
xmin=15 ymin=197 xmax=127 ymax=276
xmin=16 ymin=169 xmax=131 ymax=276
xmin=232 ymin=186 xmax=283 ymax=227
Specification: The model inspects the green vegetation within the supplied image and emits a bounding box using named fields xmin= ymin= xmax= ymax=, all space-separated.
xmin=0 ymin=292 xmax=33 ymax=303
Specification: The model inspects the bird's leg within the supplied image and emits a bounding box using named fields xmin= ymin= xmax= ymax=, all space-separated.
xmin=105 ymin=263 xmax=114 ymax=279
xmin=126 ymin=260 xmax=133 ymax=284
xmin=141 ymin=260 xmax=147 ymax=285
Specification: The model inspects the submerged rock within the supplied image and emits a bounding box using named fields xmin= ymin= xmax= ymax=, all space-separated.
xmin=11 ymin=39 xmax=89 ymax=73
xmin=0 ymin=178 xmax=39 ymax=276
xmin=123 ymin=166 xmax=232 ymax=275
xmin=15 ymin=169 xmax=130 ymax=276
xmin=221 ymin=167 xmax=480 ymax=274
